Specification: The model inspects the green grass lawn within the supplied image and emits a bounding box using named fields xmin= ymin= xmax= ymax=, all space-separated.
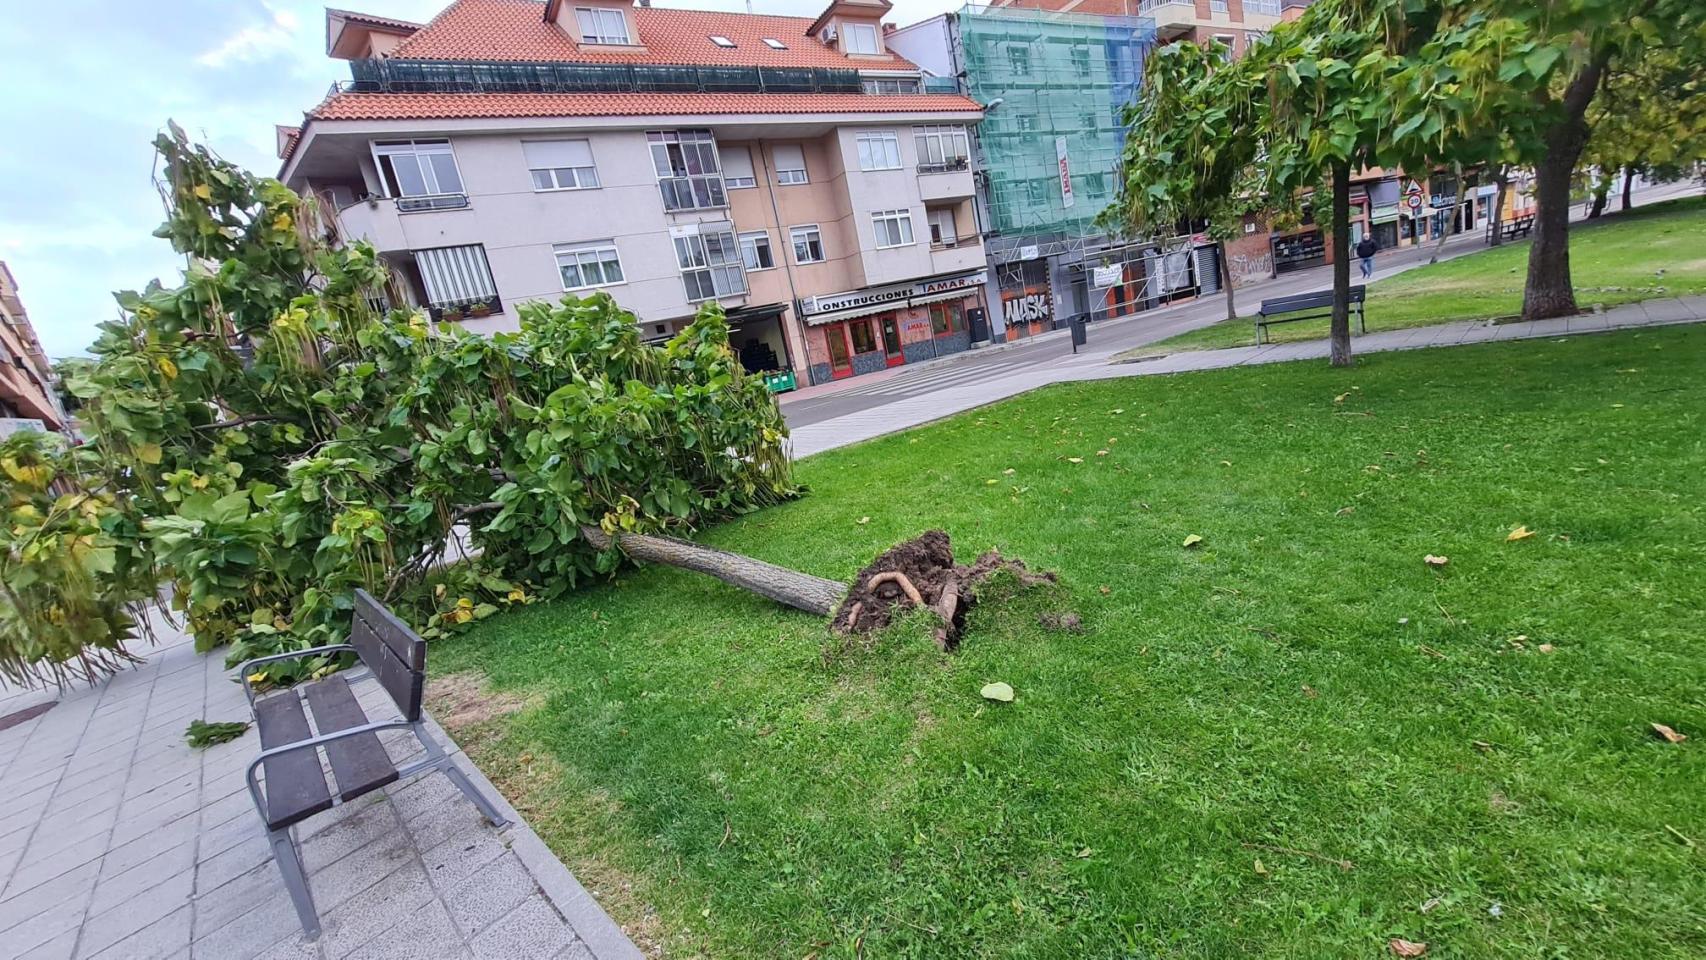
xmin=436 ymin=327 xmax=1706 ymax=959
xmin=1132 ymin=195 xmax=1706 ymax=356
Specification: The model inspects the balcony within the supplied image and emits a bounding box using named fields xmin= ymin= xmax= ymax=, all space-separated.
xmin=428 ymin=294 xmax=502 ymax=323
xmin=334 ymin=195 xmax=480 ymax=254
xmin=930 ymin=237 xmax=984 ymax=273
xmin=918 ymin=163 xmax=975 ymax=203
xmin=1138 ymin=0 xmax=1282 ymax=36
xmin=396 ymin=193 xmax=469 ymax=213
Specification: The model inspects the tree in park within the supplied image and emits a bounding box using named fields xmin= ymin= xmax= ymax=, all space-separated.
xmin=1 ymin=129 xmax=1039 ymax=687
xmin=1103 ymin=38 xmax=1272 ymax=325
xmin=1579 ymin=44 xmax=1706 ymax=217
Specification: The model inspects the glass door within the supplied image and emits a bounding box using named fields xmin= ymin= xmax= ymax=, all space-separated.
xmin=825 ymin=323 xmax=853 ymax=379
xmin=880 ymin=316 xmax=904 ymax=367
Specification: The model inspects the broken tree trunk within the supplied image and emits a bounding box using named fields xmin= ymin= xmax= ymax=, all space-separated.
xmin=579 ymin=525 xmax=845 ymax=616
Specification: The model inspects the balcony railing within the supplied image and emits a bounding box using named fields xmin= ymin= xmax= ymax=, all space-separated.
xmin=1210 ymin=0 xmax=1229 ymax=12
xmin=429 ymin=294 xmax=502 ymax=322
xmin=917 ymin=157 xmax=970 ymax=175
xmin=658 ymin=176 xmax=726 ymax=212
xmin=338 ymin=59 xmax=960 ymax=99
xmin=396 ymin=193 xmax=470 ymax=213
xmin=1138 ymin=0 xmax=1193 ymax=14
xmin=1245 ymin=0 xmax=1283 ymax=15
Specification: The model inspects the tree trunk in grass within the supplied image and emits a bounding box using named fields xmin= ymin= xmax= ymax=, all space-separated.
xmin=1588 ymin=171 xmax=1610 ymax=218
xmin=1429 ymin=164 xmax=1469 ymax=264
xmin=1621 ymin=165 xmax=1635 ymax=211
xmin=1489 ymin=167 xmax=1510 ymax=247
xmin=1219 ymin=240 xmax=1238 ymax=322
xmin=1329 ymin=160 xmax=1354 ymax=368
xmin=579 ymin=526 xmax=845 ymax=616
xmin=1523 ymin=53 xmax=1610 ymax=322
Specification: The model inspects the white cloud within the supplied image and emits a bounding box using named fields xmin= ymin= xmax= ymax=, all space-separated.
xmin=196 ymin=3 xmax=302 ymax=68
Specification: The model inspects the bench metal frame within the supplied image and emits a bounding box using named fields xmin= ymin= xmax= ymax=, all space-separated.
xmin=239 ymin=593 xmax=509 ymax=940
xmin=1255 ymin=286 xmax=1368 ymax=345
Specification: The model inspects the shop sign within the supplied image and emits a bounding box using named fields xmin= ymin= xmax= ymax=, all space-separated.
xmin=800 ymin=271 xmax=986 ymax=318
xmin=1371 ymin=204 xmax=1402 ymax=224
xmin=1056 ymin=137 xmax=1075 ymax=209
xmin=1019 ymin=244 xmax=1041 ymax=261
xmin=1429 ymin=193 xmax=1459 ymax=208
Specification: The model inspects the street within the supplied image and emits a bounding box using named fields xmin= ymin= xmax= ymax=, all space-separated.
xmin=780 ymin=181 xmax=1702 ymax=431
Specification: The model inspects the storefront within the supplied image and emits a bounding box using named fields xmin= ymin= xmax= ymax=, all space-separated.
xmin=997 ymin=259 xmax=1053 ymax=341
xmin=799 ymin=270 xmax=985 ymax=384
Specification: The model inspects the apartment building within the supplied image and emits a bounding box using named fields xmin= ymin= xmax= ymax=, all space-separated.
xmin=279 ymin=0 xmax=989 ymax=387
xmin=0 ymin=262 xmax=68 ymax=436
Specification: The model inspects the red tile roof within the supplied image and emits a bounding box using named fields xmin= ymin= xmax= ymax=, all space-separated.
xmin=389 ymin=0 xmax=916 ymax=70
xmin=309 ymin=90 xmax=980 ymax=121
xmin=327 ymin=7 xmax=425 ymax=31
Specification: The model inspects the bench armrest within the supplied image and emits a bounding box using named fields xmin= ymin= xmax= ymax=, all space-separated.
xmin=245 ymin=719 xmax=417 ymax=822
xmin=239 ymin=644 xmax=357 ymax=710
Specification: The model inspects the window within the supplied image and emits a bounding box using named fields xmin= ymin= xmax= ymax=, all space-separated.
xmin=844 ymin=23 xmax=879 ymax=55
xmin=861 ymin=77 xmax=921 ymax=94
xmin=738 ymin=231 xmax=774 ymax=271
xmin=927 ymin=208 xmax=957 ymax=245
xmin=722 ymin=145 xmax=756 ymax=188
xmin=575 ymin=7 xmax=630 ymax=44
xmin=930 ymin=301 xmax=963 ymax=336
xmin=674 ymin=229 xmax=746 ymax=301
xmin=1016 ymin=115 xmax=1039 ymax=133
xmin=523 ymin=140 xmax=598 ymax=191
xmin=1008 ymin=46 xmax=1030 ymax=76
xmin=555 ymin=242 xmax=624 ymax=290
xmin=849 ymin=322 xmax=877 ymax=353
xmin=1081 ymin=111 xmax=1097 ymax=132
xmin=763 ymin=38 xmax=787 ymax=50
xmin=1212 ymin=34 xmax=1236 ymax=58
xmin=1071 ymin=46 xmax=1091 ymax=77
xmin=791 ymin=225 xmax=825 ymax=264
xmin=773 ymin=144 xmax=808 ymax=185
xmin=373 ymin=140 xmax=464 ymax=201
xmin=856 ymin=132 xmax=902 ymax=171
xmin=872 ymin=209 xmax=915 ymax=248
xmin=415 ymin=244 xmax=497 ymax=314
xmin=913 ymin=125 xmax=969 ymax=170
xmin=709 ymin=35 xmax=735 ymax=48
xmin=648 ymin=129 xmax=726 ymax=211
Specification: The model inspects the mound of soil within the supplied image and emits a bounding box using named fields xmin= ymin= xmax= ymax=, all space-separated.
xmin=831 ymin=530 xmax=1056 ymax=650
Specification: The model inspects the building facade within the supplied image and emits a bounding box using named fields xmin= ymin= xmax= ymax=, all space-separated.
xmin=281 ymin=0 xmax=988 ymax=387
xmin=0 ymin=262 xmax=68 ymax=435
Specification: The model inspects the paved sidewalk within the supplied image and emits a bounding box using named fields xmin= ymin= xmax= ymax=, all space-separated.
xmin=0 ymin=613 xmax=642 ymax=960
xmin=788 ymin=296 xmax=1706 ymax=458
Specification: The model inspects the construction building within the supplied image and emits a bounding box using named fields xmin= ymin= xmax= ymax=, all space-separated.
xmin=0 ymin=262 xmax=69 ymax=436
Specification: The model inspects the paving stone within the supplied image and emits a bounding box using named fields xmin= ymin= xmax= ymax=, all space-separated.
xmin=250 ymin=934 xmax=322 ymax=960
xmin=101 ymin=822 xmax=196 ymax=878
xmin=308 ymin=830 xmax=415 ymax=912
xmin=419 ymin=827 xmax=508 ymax=896
xmin=88 ymin=838 xmax=195 ymax=915
xmin=200 ymin=806 xmax=267 ymax=861
xmin=299 ymin=802 xmax=401 ymax=874
xmin=0 ymin=859 xmax=99 ymax=929
xmin=76 ymin=868 xmax=194 ymax=957
xmin=469 ymin=897 xmax=576 ymax=960
xmin=191 ymin=886 xmax=306 ymax=960
xmin=5 ymin=834 xmax=110 ymax=897
xmin=443 ymin=855 xmax=537 ymax=938
xmin=195 ymin=832 xmax=273 ymax=895
xmin=14 ymin=929 xmax=77 ymax=960
xmin=386 ymin=774 xmax=459 ymax=823
xmin=401 ymin=798 xmax=485 ymax=856
xmin=317 ymin=863 xmax=435 ymax=959
xmin=341 ymin=898 xmax=469 ymax=960
xmin=554 ymin=942 xmax=597 ymax=960
xmin=192 ymin=860 xmax=289 ymax=941
xmin=1 ymin=909 xmax=89 ymax=960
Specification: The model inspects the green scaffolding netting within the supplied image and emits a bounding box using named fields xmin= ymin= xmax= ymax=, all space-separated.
xmin=959 ymin=5 xmax=1156 ymax=239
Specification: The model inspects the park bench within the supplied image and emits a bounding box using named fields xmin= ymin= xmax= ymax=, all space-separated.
xmin=1255 ymin=285 xmax=1367 ymax=345
xmin=1487 ymin=213 xmax=1536 ymax=243
xmin=240 ymin=589 xmax=508 ymax=939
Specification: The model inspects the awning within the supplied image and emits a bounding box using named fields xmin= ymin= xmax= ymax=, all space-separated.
xmin=909 ymin=288 xmax=979 ymax=308
xmin=802 ymin=300 xmax=900 ymax=326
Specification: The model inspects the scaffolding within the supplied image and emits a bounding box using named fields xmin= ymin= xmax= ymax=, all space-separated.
xmin=957 ymin=5 xmax=1156 ymax=241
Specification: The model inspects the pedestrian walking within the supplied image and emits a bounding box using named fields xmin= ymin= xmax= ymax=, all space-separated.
xmin=1355 ymin=235 xmax=1379 ymax=279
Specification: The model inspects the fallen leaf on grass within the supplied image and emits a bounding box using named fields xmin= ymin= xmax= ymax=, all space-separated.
xmin=980 ymin=682 xmax=1015 ymax=703
xmin=985 ymin=479 xmax=999 ymax=485
xmin=1096 ymin=449 xmax=1109 ymax=456
xmin=1419 ymin=896 xmax=1443 ymax=914
xmin=1301 ymin=684 xmax=1318 ymax=698
xmin=1506 ymin=525 xmax=1536 ymax=542
xmin=856 ymin=516 xmax=871 ymax=525
xmin=1472 ymin=740 xmax=1494 ymax=752
xmin=1182 ymin=534 xmax=1204 ymax=548
xmin=1334 ymin=393 xmax=1350 ymax=403
xmin=1651 ymin=723 xmax=1687 ymax=744
xmin=1253 ymin=859 xmax=1269 ymax=876
xmin=1423 ymin=555 xmax=1449 ymax=567
xmin=1389 ymin=938 xmax=1429 ymax=957
xmin=1335 ymin=506 xmax=1356 ymax=517
xmin=1098 ymin=585 xmax=1110 ymax=595
xmin=1066 ymin=457 xmax=1084 ymax=464
xmin=1003 ymin=468 xmax=1016 ymax=475
xmin=1537 ymin=643 xmax=1554 ymax=653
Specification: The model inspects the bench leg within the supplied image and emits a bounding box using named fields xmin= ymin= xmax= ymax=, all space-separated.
xmin=270 ymin=828 xmax=321 ymax=940
xmin=443 ymin=762 xmax=510 ymax=830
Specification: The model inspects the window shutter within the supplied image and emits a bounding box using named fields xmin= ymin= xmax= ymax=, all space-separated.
xmin=522 ymin=140 xmax=594 ymax=169
xmin=773 ymin=144 xmax=805 ymax=173
xmin=722 ymin=146 xmax=755 ymax=181
xmin=416 ymin=245 xmax=496 ymax=306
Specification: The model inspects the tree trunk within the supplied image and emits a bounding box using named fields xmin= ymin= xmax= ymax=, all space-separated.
xmin=1621 ymin=165 xmax=1635 ymax=211
xmin=1488 ymin=167 xmax=1510 ymax=246
xmin=579 ymin=526 xmax=845 ymax=616
xmin=1330 ymin=161 xmax=1354 ymax=368
xmin=1588 ymin=170 xmax=1610 ymax=218
xmin=1523 ymin=54 xmax=1610 ymax=322
xmin=1429 ymin=164 xmax=1470 ymax=264
xmin=1219 ymin=240 xmax=1238 ymax=322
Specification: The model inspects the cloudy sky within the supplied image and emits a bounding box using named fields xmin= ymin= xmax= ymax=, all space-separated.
xmin=0 ymin=0 xmax=964 ymax=359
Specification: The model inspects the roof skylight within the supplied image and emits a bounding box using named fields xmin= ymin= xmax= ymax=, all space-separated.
xmin=710 ymin=35 xmax=736 ymax=48
xmin=762 ymin=38 xmax=787 ymax=50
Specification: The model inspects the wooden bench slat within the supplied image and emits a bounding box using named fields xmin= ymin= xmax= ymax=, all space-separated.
xmin=303 ymin=675 xmax=399 ymax=802
xmin=255 ymin=693 xmax=333 ymax=830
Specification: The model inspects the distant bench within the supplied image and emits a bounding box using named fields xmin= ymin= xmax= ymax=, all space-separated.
xmin=241 ymin=589 xmax=509 ymax=939
xmin=1488 ymin=213 xmax=1535 ymax=243
xmin=1256 ymin=286 xmax=1367 ymax=345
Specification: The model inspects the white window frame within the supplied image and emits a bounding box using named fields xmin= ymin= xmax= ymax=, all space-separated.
xmin=773 ymin=144 xmax=808 ymax=185
xmin=575 ymin=7 xmax=630 ymax=44
xmin=912 ymin=125 xmax=969 ymax=170
xmin=523 ymin=139 xmax=599 ymax=192
xmin=861 ymin=77 xmax=920 ymax=94
xmin=738 ymin=231 xmax=775 ymax=271
xmin=790 ymin=224 xmax=825 ymax=264
xmin=648 ymin=129 xmax=726 ymax=211
xmin=555 ymin=241 xmax=625 ymax=291
xmin=372 ymin=139 xmax=464 ymax=200
xmin=674 ymin=229 xmax=747 ymax=302
xmin=927 ymin=208 xmax=957 ymax=246
xmin=721 ymin=145 xmax=756 ymax=189
xmin=844 ymin=22 xmax=879 ymax=55
xmin=856 ymin=131 xmax=903 ymax=172
xmin=762 ymin=38 xmax=787 ymax=49
xmin=872 ymin=209 xmax=915 ymax=249
xmin=710 ymin=35 xmax=735 ymax=48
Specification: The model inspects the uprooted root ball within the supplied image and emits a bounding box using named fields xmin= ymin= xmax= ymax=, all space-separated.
xmin=830 ymin=530 xmax=1056 ymax=650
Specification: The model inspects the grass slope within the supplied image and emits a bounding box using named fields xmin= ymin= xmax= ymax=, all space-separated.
xmin=1139 ymin=195 xmax=1705 ymax=355
xmin=437 ymin=327 xmax=1706 ymax=959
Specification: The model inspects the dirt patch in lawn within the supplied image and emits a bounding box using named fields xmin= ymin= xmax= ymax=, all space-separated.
xmin=830 ymin=529 xmax=1056 ymax=650
xmin=426 ymin=672 xmax=537 ymax=732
